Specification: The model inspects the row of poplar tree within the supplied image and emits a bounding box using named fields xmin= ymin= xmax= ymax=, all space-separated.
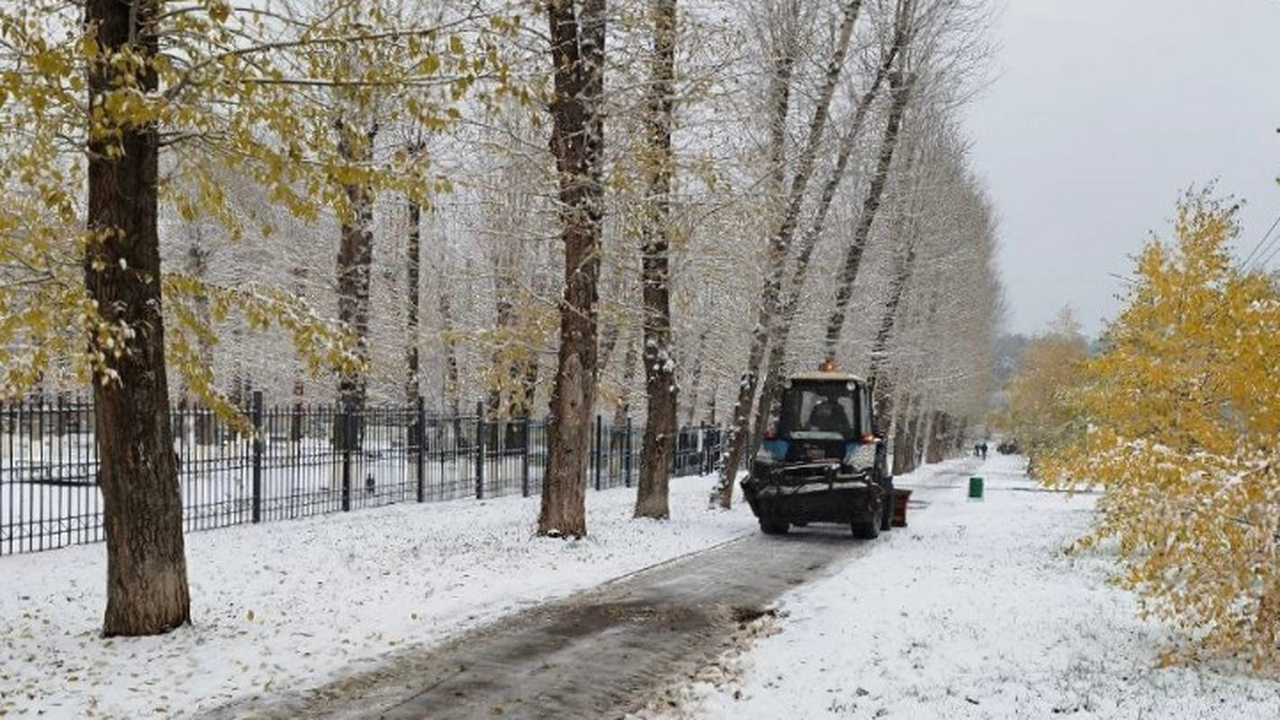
xmin=0 ymin=0 xmax=1001 ymax=636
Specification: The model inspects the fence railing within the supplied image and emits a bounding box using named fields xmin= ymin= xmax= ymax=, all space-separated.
xmin=0 ymin=395 xmax=725 ymax=556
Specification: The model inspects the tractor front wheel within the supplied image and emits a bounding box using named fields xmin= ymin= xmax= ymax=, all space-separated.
xmin=852 ymin=495 xmax=882 ymax=540
xmin=760 ymin=520 xmax=790 ymax=536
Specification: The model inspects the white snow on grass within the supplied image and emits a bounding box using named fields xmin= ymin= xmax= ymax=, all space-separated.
xmin=656 ymin=454 xmax=1280 ymax=720
xmin=0 ymin=474 xmax=755 ymax=720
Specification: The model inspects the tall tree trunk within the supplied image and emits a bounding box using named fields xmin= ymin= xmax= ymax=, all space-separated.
xmin=290 ymin=379 xmax=306 ymax=442
xmin=907 ymin=405 xmax=924 ymax=473
xmin=488 ymin=291 xmax=515 ymax=428
xmin=636 ymin=0 xmax=679 ymax=520
xmin=823 ymin=68 xmax=914 ymax=360
xmin=439 ymin=288 xmax=462 ymax=417
xmin=891 ymin=394 xmax=913 ymax=475
xmin=335 ymin=119 xmax=376 ymax=445
xmin=186 ymin=229 xmax=217 ymax=445
xmin=486 ymin=225 xmax=522 ymax=425
xmin=85 ymin=0 xmax=190 ymax=637
xmin=684 ymin=328 xmax=708 ymax=424
xmin=406 ymin=196 xmax=422 ymax=404
xmin=750 ymin=17 xmax=908 ymax=443
xmin=289 ymin=266 xmax=308 ymax=444
xmin=520 ymin=354 xmax=540 ymax=415
xmin=613 ymin=326 xmax=639 ymax=426
xmin=864 ymin=137 xmax=923 ymax=436
xmin=405 ymin=193 xmax=424 ymax=476
xmin=609 ymin=327 xmax=638 ymax=480
xmin=516 ymin=273 xmax=550 ymax=418
xmin=716 ymin=0 xmax=862 ymax=508
xmin=926 ymin=410 xmax=946 ymax=463
xmin=597 ymin=307 xmax=621 ymax=378
xmin=867 ymin=277 xmax=907 ymax=441
xmin=712 ymin=10 xmax=798 ymax=509
xmin=539 ymin=0 xmax=607 ymax=537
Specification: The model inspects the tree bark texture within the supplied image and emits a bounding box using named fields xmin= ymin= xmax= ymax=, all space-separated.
xmin=85 ymin=0 xmax=191 ymax=637
xmin=435 ymin=274 xmax=463 ymax=417
xmin=750 ymin=13 xmax=909 ymax=444
xmin=684 ymin=328 xmax=708 ymax=424
xmin=635 ymin=0 xmax=679 ymax=520
xmin=714 ymin=23 xmax=798 ymax=509
xmin=336 ymin=120 xmax=376 ymax=423
xmin=750 ymin=53 xmax=899 ymax=448
xmin=891 ymin=398 xmax=918 ymax=475
xmin=613 ymin=326 xmax=639 ymax=427
xmin=926 ymin=411 xmax=947 ymax=463
xmin=871 ymin=239 xmax=916 ymax=403
xmin=406 ymin=197 xmax=422 ymax=404
xmin=539 ymin=0 xmax=607 ymax=537
xmin=717 ymin=0 xmax=862 ymax=507
xmin=823 ymin=69 xmax=914 ymax=361
xmin=186 ymin=231 xmax=217 ymax=445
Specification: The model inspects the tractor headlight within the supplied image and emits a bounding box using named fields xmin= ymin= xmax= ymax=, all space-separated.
xmin=843 ymin=442 xmax=877 ymax=471
xmin=755 ymin=439 xmax=788 ymax=465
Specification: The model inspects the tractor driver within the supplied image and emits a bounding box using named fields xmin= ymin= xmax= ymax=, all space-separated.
xmin=806 ymin=393 xmax=851 ymax=435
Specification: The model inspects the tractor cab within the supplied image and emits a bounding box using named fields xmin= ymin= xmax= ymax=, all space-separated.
xmin=760 ymin=372 xmax=874 ymax=466
xmin=743 ymin=364 xmax=891 ymax=539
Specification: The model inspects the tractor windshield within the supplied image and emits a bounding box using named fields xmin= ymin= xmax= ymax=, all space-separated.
xmin=776 ymin=384 xmax=859 ymax=441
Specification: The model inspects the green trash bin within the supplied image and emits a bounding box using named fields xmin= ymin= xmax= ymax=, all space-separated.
xmin=968 ymin=476 xmax=984 ymax=499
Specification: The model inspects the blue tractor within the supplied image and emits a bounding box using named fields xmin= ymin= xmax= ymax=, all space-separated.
xmin=742 ymin=369 xmax=893 ymax=539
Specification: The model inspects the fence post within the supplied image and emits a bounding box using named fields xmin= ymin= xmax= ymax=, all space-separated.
xmin=670 ymin=424 xmax=678 ymax=477
xmin=701 ymin=422 xmax=711 ymax=474
xmin=521 ymin=416 xmax=531 ymax=497
xmin=341 ymin=403 xmax=352 ymax=512
xmin=624 ymin=416 xmax=633 ymax=488
xmin=475 ymin=400 xmax=485 ymax=499
xmin=0 ymin=400 xmax=5 ymax=555
xmin=251 ymin=391 xmax=264 ymax=523
xmin=593 ymin=414 xmax=603 ymax=491
xmin=415 ymin=396 xmax=426 ymax=503
xmin=710 ymin=424 xmax=718 ymax=473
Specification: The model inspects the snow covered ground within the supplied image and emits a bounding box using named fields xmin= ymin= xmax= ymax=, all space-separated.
xmin=651 ymin=454 xmax=1280 ymax=720
xmin=0 ymin=474 xmax=755 ymax=720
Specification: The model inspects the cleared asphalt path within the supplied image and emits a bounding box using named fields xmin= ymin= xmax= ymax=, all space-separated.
xmin=199 ymin=453 xmax=977 ymax=717
xmin=202 ymin=530 xmax=868 ymax=720
xmin=200 ymin=501 xmax=945 ymax=720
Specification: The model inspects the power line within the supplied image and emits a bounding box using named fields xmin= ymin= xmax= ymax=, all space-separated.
xmin=1256 ymin=235 xmax=1280 ymax=273
xmin=1241 ymin=210 xmax=1280 ymax=271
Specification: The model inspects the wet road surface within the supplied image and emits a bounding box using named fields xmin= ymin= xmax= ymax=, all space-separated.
xmin=201 ymin=525 xmax=883 ymax=720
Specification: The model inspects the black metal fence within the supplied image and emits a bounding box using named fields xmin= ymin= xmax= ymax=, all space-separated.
xmin=0 ymin=395 xmax=725 ymax=556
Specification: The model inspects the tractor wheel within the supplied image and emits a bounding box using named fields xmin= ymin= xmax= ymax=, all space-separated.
xmin=879 ymin=476 xmax=895 ymax=532
xmin=759 ymin=520 xmax=790 ymax=536
xmin=852 ymin=495 xmax=882 ymax=540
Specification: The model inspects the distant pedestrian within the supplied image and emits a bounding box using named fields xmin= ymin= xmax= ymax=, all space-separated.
xmin=980 ymin=442 xmax=988 ymax=460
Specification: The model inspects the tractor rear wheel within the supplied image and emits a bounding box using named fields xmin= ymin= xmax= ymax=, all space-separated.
xmin=879 ymin=477 xmax=895 ymax=531
xmin=852 ymin=495 xmax=882 ymax=540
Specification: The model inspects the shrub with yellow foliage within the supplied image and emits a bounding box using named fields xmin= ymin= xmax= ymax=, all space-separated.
xmin=1042 ymin=191 xmax=1280 ymax=668
xmin=1001 ymin=308 xmax=1089 ymax=470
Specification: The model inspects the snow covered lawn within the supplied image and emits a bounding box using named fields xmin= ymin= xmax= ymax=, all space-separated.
xmin=659 ymin=454 xmax=1280 ymax=720
xmin=0 ymin=474 xmax=755 ymax=720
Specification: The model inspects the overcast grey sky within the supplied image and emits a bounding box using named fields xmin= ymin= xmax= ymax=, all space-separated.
xmin=964 ymin=0 xmax=1280 ymax=336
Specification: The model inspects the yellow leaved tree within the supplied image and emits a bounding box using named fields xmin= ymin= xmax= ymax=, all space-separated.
xmin=0 ymin=0 xmax=514 ymax=636
xmin=1042 ymin=191 xmax=1280 ymax=668
xmin=1001 ymin=307 xmax=1089 ymax=470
